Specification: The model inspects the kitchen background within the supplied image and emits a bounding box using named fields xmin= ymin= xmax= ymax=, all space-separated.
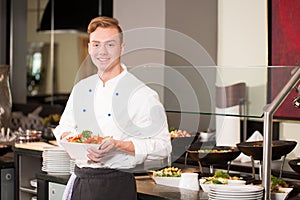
xmin=0 ymin=0 xmax=299 ymax=157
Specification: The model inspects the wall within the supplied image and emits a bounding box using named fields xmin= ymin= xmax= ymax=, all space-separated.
xmin=114 ymin=0 xmax=218 ymax=133
xmin=218 ymin=0 xmax=300 ymax=158
xmin=164 ymin=0 xmax=217 ymax=132
xmin=114 ymin=0 xmax=166 ymax=68
xmin=217 ymin=0 xmax=268 ymax=114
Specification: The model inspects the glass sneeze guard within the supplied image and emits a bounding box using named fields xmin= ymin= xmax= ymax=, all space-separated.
xmin=129 ymin=65 xmax=298 ymax=118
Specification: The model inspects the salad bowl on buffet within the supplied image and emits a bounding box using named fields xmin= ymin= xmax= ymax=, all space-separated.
xmin=151 ymin=166 xmax=182 ymax=188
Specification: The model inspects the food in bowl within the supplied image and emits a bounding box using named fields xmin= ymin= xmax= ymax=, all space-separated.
xmin=169 ymin=128 xmax=191 ymax=138
xmin=272 ymin=187 xmax=293 ymax=200
xmin=152 ymin=167 xmax=182 ymax=188
xmin=60 ymin=130 xmax=111 ymax=160
xmin=270 ymin=175 xmax=289 ymax=193
xmin=200 ymin=170 xmax=244 ymax=192
xmin=66 ymin=130 xmax=110 ymax=144
xmin=154 ymin=166 xmax=182 ymax=177
xmin=251 ymin=175 xmax=292 ymax=199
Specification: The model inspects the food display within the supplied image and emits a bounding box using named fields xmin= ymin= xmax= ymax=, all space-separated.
xmin=151 ymin=166 xmax=182 ymax=188
xmin=187 ymin=146 xmax=241 ymax=172
xmin=169 ymin=128 xmax=191 ymax=138
xmin=270 ymin=175 xmax=289 ymax=193
xmin=170 ymin=128 xmax=198 ymax=160
xmin=250 ymin=175 xmax=292 ymax=199
xmin=66 ymin=130 xmax=109 ymax=144
xmin=60 ymin=130 xmax=110 ymax=160
xmin=200 ymin=171 xmax=245 ymax=193
xmin=195 ymin=149 xmax=234 ymax=153
xmin=153 ymin=166 xmax=182 ymax=177
xmin=201 ymin=171 xmax=242 ymax=185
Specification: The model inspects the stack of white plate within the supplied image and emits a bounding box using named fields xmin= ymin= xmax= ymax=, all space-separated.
xmin=42 ymin=147 xmax=71 ymax=175
xmin=208 ymin=185 xmax=264 ymax=200
xmin=70 ymin=159 xmax=76 ymax=173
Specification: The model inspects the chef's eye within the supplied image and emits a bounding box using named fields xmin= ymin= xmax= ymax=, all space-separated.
xmin=93 ymin=43 xmax=100 ymax=48
xmin=90 ymin=42 xmax=100 ymax=49
xmin=106 ymin=42 xmax=115 ymax=48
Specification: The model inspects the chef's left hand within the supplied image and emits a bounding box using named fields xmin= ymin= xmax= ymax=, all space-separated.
xmin=87 ymin=138 xmax=117 ymax=162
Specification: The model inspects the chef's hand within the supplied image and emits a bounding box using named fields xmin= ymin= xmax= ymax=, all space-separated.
xmin=60 ymin=132 xmax=71 ymax=140
xmin=87 ymin=138 xmax=117 ymax=162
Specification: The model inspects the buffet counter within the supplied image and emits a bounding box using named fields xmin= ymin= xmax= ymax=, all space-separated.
xmin=13 ymin=142 xmax=300 ymax=200
xmin=36 ymin=172 xmax=209 ymax=200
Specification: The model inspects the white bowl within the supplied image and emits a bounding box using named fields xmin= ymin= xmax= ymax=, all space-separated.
xmin=199 ymin=178 xmax=246 ymax=192
xmin=179 ymin=173 xmax=199 ymax=191
xmin=200 ymin=183 xmax=212 ymax=193
xmin=199 ymin=178 xmax=213 ymax=193
xmin=152 ymin=172 xmax=181 ymax=188
xmin=227 ymin=179 xmax=246 ymax=185
xmin=60 ymin=140 xmax=101 ymax=160
xmin=271 ymin=188 xmax=293 ymax=200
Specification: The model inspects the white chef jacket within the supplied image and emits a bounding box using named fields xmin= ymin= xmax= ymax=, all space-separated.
xmin=54 ymin=64 xmax=172 ymax=169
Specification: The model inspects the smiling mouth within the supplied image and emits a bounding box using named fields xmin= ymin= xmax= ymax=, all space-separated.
xmin=98 ymin=58 xmax=110 ymax=62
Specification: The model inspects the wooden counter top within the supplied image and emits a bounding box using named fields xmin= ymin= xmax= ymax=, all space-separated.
xmin=14 ymin=142 xmax=56 ymax=151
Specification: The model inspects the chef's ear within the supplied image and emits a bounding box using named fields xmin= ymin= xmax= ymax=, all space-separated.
xmin=120 ymin=42 xmax=125 ymax=54
xmin=88 ymin=42 xmax=92 ymax=55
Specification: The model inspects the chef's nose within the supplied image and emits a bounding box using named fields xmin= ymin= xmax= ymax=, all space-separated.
xmin=95 ymin=44 xmax=108 ymax=55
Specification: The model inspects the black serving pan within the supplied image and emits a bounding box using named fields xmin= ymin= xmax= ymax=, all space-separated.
xmin=236 ymin=140 xmax=297 ymax=161
xmin=186 ymin=145 xmax=241 ymax=165
xmin=289 ymin=158 xmax=300 ymax=174
xmin=0 ymin=144 xmax=12 ymax=156
xmin=171 ymin=132 xmax=199 ymax=159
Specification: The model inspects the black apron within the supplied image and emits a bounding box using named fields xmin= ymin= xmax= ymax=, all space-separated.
xmin=71 ymin=165 xmax=137 ymax=200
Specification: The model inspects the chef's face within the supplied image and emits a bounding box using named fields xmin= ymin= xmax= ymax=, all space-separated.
xmin=88 ymin=27 xmax=124 ymax=74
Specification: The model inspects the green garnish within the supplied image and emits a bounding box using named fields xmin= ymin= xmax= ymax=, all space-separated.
xmin=81 ymin=130 xmax=93 ymax=139
xmin=169 ymin=127 xmax=176 ymax=132
xmin=213 ymin=170 xmax=230 ymax=179
xmin=271 ymin=175 xmax=287 ymax=187
xmin=212 ymin=179 xmax=223 ymax=184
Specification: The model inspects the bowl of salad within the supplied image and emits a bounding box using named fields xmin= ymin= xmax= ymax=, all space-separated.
xmin=60 ymin=130 xmax=110 ymax=160
xmin=152 ymin=167 xmax=182 ymax=188
xmin=200 ymin=170 xmax=244 ymax=193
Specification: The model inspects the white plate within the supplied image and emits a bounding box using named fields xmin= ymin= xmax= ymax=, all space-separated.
xmin=209 ymin=192 xmax=263 ymax=199
xmin=43 ymin=147 xmax=65 ymax=151
xmin=42 ymin=165 xmax=70 ymax=169
xmin=30 ymin=179 xmax=37 ymax=188
xmin=42 ymin=167 xmax=70 ymax=173
xmin=210 ymin=184 xmax=264 ymax=194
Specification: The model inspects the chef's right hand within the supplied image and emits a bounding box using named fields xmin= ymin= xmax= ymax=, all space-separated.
xmin=60 ymin=132 xmax=71 ymax=140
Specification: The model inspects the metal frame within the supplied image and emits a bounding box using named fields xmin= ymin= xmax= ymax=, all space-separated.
xmin=262 ymin=67 xmax=300 ymax=200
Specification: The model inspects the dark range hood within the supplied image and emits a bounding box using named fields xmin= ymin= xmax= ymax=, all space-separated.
xmin=38 ymin=0 xmax=113 ymax=33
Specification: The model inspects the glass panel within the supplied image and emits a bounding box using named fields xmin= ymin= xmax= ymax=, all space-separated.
xmin=129 ymin=65 xmax=298 ymax=118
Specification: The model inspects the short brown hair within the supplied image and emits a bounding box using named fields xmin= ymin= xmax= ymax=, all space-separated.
xmin=87 ymin=16 xmax=123 ymax=42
